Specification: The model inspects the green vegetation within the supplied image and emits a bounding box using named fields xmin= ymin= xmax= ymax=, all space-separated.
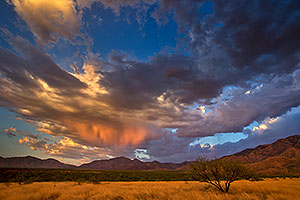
xmin=0 ymin=167 xmax=298 ymax=184
xmin=0 ymin=168 xmax=193 ymax=183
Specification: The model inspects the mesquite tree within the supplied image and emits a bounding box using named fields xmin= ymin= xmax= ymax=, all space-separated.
xmin=190 ymin=156 xmax=250 ymax=193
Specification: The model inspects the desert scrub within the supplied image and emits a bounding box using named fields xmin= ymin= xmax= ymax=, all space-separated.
xmin=0 ymin=179 xmax=300 ymax=200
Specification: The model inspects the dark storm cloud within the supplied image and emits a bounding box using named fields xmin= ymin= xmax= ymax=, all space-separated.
xmin=98 ymin=0 xmax=300 ymax=112
xmin=100 ymin=51 xmax=240 ymax=111
xmin=95 ymin=0 xmax=300 ymax=139
xmin=155 ymin=0 xmax=300 ymax=74
xmin=139 ymin=132 xmax=198 ymax=162
xmin=0 ymin=30 xmax=86 ymax=90
xmin=176 ymin=69 xmax=300 ymax=137
xmin=97 ymin=50 xmax=300 ymax=138
xmin=213 ymin=0 xmax=300 ymax=72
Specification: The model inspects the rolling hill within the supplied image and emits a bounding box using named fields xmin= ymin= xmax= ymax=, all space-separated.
xmin=0 ymin=156 xmax=75 ymax=169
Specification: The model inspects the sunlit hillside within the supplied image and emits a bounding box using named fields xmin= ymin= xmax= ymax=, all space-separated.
xmin=1 ymin=179 xmax=300 ymax=200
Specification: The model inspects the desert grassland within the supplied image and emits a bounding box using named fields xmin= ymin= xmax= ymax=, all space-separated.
xmin=0 ymin=179 xmax=300 ymax=200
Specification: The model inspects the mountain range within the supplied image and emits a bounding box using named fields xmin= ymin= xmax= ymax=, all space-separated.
xmin=225 ymin=134 xmax=300 ymax=176
xmin=1 ymin=134 xmax=299 ymax=176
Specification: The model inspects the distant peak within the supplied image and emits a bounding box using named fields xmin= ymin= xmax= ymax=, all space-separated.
xmin=110 ymin=156 xmax=131 ymax=161
xmin=24 ymin=155 xmax=39 ymax=159
xmin=151 ymin=160 xmax=160 ymax=164
xmin=46 ymin=158 xmax=58 ymax=161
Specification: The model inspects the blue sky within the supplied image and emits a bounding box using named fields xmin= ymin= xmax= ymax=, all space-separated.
xmin=0 ymin=0 xmax=299 ymax=165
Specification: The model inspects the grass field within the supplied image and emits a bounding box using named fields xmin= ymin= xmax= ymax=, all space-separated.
xmin=0 ymin=178 xmax=299 ymax=200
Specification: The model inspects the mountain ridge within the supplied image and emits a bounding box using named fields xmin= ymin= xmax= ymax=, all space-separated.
xmin=0 ymin=155 xmax=191 ymax=170
xmin=223 ymin=134 xmax=300 ymax=176
xmin=1 ymin=134 xmax=299 ymax=175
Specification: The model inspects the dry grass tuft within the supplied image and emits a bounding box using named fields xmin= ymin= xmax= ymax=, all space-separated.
xmin=0 ymin=178 xmax=299 ymax=200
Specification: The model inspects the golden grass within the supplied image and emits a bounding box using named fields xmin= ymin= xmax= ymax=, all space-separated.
xmin=0 ymin=178 xmax=299 ymax=200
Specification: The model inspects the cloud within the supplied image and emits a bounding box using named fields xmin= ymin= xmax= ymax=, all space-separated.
xmin=212 ymin=0 xmax=300 ymax=72
xmin=175 ymin=69 xmax=300 ymax=137
xmin=1 ymin=127 xmax=19 ymax=137
xmin=1 ymin=30 xmax=300 ymax=149
xmin=0 ymin=30 xmax=86 ymax=90
xmin=154 ymin=0 xmax=300 ymax=75
xmin=203 ymin=107 xmax=300 ymax=158
xmin=77 ymin=0 xmax=155 ymax=16
xmin=18 ymin=136 xmax=47 ymax=151
xmin=3 ymin=126 xmax=116 ymax=165
xmin=100 ymin=52 xmax=235 ymax=110
xmin=2 ymin=125 xmax=133 ymax=165
xmin=142 ymin=106 xmax=300 ymax=162
xmin=97 ymin=48 xmax=300 ymax=139
xmin=1 ymin=0 xmax=300 ymax=163
xmin=0 ymin=32 xmax=164 ymax=149
xmin=17 ymin=133 xmax=116 ymax=164
xmin=140 ymin=132 xmax=198 ymax=162
xmin=7 ymin=0 xmax=80 ymax=44
xmin=6 ymin=0 xmax=157 ymax=44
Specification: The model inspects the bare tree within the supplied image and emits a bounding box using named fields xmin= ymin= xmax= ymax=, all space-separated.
xmin=190 ymin=156 xmax=250 ymax=193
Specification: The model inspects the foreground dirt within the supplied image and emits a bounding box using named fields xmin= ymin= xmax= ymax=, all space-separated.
xmin=0 ymin=179 xmax=300 ymax=200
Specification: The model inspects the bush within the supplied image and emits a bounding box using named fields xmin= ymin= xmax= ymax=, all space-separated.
xmin=190 ymin=156 xmax=251 ymax=193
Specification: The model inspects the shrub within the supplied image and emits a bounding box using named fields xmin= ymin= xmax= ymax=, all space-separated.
xmin=190 ymin=156 xmax=251 ymax=193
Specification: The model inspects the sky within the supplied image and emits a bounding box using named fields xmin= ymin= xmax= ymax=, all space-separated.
xmin=0 ymin=0 xmax=300 ymax=165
